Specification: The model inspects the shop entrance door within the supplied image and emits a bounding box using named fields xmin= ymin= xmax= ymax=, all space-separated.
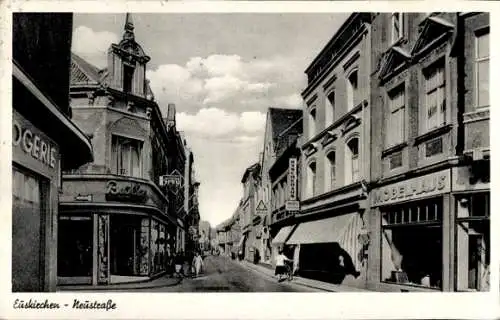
xmin=57 ymin=216 xmax=93 ymax=284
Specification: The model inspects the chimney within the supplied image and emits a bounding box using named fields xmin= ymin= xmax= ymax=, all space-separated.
xmin=166 ymin=103 xmax=176 ymax=131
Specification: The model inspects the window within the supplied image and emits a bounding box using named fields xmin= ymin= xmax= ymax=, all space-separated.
xmin=345 ymin=138 xmax=360 ymax=185
xmin=381 ymin=198 xmax=443 ymax=289
xmin=112 ymin=135 xmax=143 ymax=178
xmin=123 ymin=64 xmax=135 ymax=93
xmin=347 ymin=70 xmax=358 ymax=111
xmin=325 ymin=151 xmax=336 ymax=191
xmin=307 ymin=161 xmax=317 ymax=198
xmin=423 ymin=62 xmax=446 ymax=132
xmin=308 ymin=108 xmax=317 ymax=139
xmin=387 ymin=85 xmax=405 ymax=147
xmin=389 ymin=151 xmax=403 ymax=170
xmin=475 ymin=31 xmax=489 ymax=108
xmin=391 ymin=13 xmax=404 ymax=44
xmin=325 ymin=91 xmax=335 ymax=125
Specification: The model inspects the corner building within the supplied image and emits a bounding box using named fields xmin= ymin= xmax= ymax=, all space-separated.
xmin=57 ymin=15 xmax=180 ymax=285
xmin=12 ymin=13 xmax=94 ymax=292
xmin=368 ymin=12 xmax=490 ymax=292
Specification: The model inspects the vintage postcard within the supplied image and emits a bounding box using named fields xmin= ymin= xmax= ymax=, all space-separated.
xmin=1 ymin=1 xmax=498 ymax=319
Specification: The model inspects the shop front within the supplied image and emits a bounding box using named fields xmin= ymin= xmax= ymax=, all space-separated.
xmin=12 ymin=86 xmax=93 ymax=292
xmin=58 ymin=176 xmax=177 ymax=286
xmin=452 ymin=165 xmax=490 ymax=292
xmin=369 ymin=169 xmax=453 ymax=292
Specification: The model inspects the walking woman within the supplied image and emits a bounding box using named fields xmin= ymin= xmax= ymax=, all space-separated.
xmin=192 ymin=252 xmax=204 ymax=278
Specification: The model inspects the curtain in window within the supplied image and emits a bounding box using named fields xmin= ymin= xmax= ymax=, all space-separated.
xmin=425 ymin=66 xmax=445 ymax=131
xmin=476 ymin=33 xmax=489 ymax=108
xmin=131 ymin=143 xmax=141 ymax=178
xmin=387 ymin=89 xmax=405 ymax=147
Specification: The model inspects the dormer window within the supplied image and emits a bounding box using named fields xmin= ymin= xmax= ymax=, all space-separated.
xmin=123 ymin=64 xmax=134 ymax=93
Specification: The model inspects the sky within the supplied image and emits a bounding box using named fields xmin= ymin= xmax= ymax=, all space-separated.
xmin=72 ymin=13 xmax=349 ymax=227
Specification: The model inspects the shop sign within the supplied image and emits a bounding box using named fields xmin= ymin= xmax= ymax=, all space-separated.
xmin=12 ymin=117 xmax=58 ymax=169
xmin=372 ymin=170 xmax=450 ymax=206
xmin=288 ymin=158 xmax=298 ymax=200
xmin=256 ymin=200 xmax=267 ymax=214
xmin=285 ymin=200 xmax=300 ymax=211
xmin=105 ymin=180 xmax=148 ymax=203
xmin=75 ymin=194 xmax=92 ymax=202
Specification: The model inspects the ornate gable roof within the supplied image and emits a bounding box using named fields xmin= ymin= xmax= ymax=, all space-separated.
xmin=411 ymin=15 xmax=455 ymax=57
xmin=378 ymin=46 xmax=411 ymax=81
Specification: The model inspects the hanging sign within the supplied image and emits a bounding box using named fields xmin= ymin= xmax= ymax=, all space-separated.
xmin=288 ymin=158 xmax=298 ymax=200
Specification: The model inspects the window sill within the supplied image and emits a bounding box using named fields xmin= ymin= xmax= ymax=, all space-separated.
xmin=463 ymin=107 xmax=490 ymax=124
xmin=381 ymin=142 xmax=408 ymax=158
xmin=414 ymin=124 xmax=453 ymax=145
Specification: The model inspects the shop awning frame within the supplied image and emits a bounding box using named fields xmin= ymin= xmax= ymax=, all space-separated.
xmin=286 ymin=213 xmax=356 ymax=245
xmin=271 ymin=225 xmax=295 ymax=246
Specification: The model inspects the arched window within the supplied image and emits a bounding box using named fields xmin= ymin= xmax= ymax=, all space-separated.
xmin=325 ymin=91 xmax=336 ymax=125
xmin=325 ymin=150 xmax=336 ymax=191
xmin=309 ymin=108 xmax=317 ymax=139
xmin=307 ymin=161 xmax=317 ymax=198
xmin=345 ymin=137 xmax=360 ymax=185
xmin=346 ymin=69 xmax=358 ymax=111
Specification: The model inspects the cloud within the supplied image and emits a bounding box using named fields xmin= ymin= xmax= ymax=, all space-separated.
xmin=176 ymin=108 xmax=265 ymax=141
xmin=72 ymin=26 xmax=119 ymax=68
xmin=147 ymin=54 xmax=306 ymax=114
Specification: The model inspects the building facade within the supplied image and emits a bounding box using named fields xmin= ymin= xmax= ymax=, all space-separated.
xmin=239 ymin=163 xmax=261 ymax=262
xmin=12 ymin=13 xmax=94 ymax=292
xmin=368 ymin=12 xmax=490 ymax=292
xmin=58 ymin=15 xmax=183 ymax=285
xmin=260 ymin=108 xmax=303 ymax=265
xmin=285 ymin=13 xmax=372 ymax=288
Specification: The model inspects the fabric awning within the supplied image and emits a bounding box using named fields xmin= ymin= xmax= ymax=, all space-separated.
xmin=271 ymin=225 xmax=295 ymax=246
xmin=286 ymin=213 xmax=356 ymax=245
xmin=237 ymin=235 xmax=246 ymax=248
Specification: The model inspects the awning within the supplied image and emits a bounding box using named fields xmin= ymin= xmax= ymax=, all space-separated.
xmin=286 ymin=213 xmax=356 ymax=245
xmin=271 ymin=225 xmax=295 ymax=246
xmin=237 ymin=235 xmax=246 ymax=248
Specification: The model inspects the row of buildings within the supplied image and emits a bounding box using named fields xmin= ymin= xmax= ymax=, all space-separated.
xmin=12 ymin=13 xmax=201 ymax=292
xmin=217 ymin=12 xmax=490 ymax=292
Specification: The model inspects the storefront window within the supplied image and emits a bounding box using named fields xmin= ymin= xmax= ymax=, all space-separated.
xmin=381 ymin=198 xmax=443 ymax=289
xmin=58 ymin=215 xmax=93 ymax=278
xmin=110 ymin=214 xmax=145 ymax=276
xmin=151 ymin=219 xmax=159 ymax=273
xmin=456 ymin=193 xmax=490 ymax=291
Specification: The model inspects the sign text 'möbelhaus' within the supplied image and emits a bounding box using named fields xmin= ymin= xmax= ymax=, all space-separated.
xmin=371 ymin=171 xmax=450 ymax=206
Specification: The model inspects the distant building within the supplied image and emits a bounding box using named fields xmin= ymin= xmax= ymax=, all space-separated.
xmin=12 ymin=13 xmax=94 ymax=292
xmin=239 ymin=163 xmax=261 ymax=262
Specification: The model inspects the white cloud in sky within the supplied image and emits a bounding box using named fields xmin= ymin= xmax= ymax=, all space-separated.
xmin=147 ymin=53 xmax=306 ymax=114
xmin=177 ymin=108 xmax=266 ymax=139
xmin=72 ymin=26 xmax=119 ymax=68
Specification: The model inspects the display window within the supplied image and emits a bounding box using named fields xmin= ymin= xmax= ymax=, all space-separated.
xmin=456 ymin=193 xmax=490 ymax=291
xmin=381 ymin=197 xmax=443 ymax=289
xmin=110 ymin=215 xmax=149 ymax=276
xmin=57 ymin=215 xmax=93 ymax=278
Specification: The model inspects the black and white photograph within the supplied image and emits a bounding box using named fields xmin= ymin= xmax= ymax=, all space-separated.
xmin=3 ymin=4 xmax=497 ymax=319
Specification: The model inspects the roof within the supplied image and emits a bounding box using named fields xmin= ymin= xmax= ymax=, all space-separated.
xmin=241 ymin=162 xmax=261 ymax=183
xmin=70 ymin=52 xmax=107 ymax=86
xmin=269 ymin=107 xmax=303 ymax=145
xmin=274 ymin=114 xmax=302 ymax=157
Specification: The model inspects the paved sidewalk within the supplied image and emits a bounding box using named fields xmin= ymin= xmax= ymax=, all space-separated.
xmin=240 ymin=260 xmax=371 ymax=292
xmin=57 ymin=274 xmax=182 ymax=291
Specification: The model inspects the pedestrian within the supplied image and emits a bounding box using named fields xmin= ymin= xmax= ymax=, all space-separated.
xmin=174 ymin=251 xmax=183 ymax=278
xmin=192 ymin=251 xmax=204 ymax=278
xmin=275 ymin=248 xmax=292 ymax=282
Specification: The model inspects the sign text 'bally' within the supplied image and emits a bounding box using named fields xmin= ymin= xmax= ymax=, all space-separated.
xmin=105 ymin=180 xmax=148 ymax=203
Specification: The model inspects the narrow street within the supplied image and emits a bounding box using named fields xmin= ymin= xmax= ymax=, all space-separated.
xmin=114 ymin=255 xmax=316 ymax=292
